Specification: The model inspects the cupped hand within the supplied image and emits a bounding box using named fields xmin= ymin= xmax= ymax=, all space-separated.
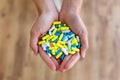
xmin=30 ymin=12 xmax=59 ymax=71
xmin=58 ymin=11 xmax=89 ymax=72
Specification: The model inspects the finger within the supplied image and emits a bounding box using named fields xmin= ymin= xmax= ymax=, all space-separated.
xmin=39 ymin=47 xmax=56 ymax=71
xmin=30 ymin=30 xmax=39 ymax=55
xmin=78 ymin=30 xmax=89 ymax=58
xmin=65 ymin=53 xmax=80 ymax=70
xmin=58 ymin=55 xmax=72 ymax=72
xmin=51 ymin=57 xmax=59 ymax=70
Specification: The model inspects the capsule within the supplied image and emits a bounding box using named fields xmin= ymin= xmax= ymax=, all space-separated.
xmin=52 ymin=28 xmax=57 ymax=35
xmin=61 ymin=48 xmax=68 ymax=55
xmin=56 ymin=52 xmax=63 ymax=59
xmin=53 ymin=21 xmax=61 ymax=25
xmin=61 ymin=27 xmax=69 ymax=31
xmin=71 ymin=47 xmax=79 ymax=52
xmin=59 ymin=33 xmax=64 ymax=40
xmin=68 ymin=51 xmax=75 ymax=55
xmin=38 ymin=41 xmax=45 ymax=45
xmin=52 ymin=36 xmax=58 ymax=41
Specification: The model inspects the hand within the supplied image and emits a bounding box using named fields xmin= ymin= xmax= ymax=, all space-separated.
xmin=58 ymin=11 xmax=89 ymax=72
xmin=30 ymin=11 xmax=60 ymax=71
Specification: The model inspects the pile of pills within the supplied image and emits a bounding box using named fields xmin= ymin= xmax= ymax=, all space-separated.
xmin=38 ymin=21 xmax=81 ymax=61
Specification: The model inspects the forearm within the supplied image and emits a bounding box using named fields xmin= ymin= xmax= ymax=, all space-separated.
xmin=33 ymin=0 xmax=57 ymax=14
xmin=61 ymin=0 xmax=83 ymax=13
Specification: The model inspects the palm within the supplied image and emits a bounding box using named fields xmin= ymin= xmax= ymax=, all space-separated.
xmin=58 ymin=13 xmax=88 ymax=72
xmin=30 ymin=13 xmax=59 ymax=71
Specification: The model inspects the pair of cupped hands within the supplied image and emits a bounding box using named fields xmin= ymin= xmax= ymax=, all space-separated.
xmin=30 ymin=6 xmax=88 ymax=72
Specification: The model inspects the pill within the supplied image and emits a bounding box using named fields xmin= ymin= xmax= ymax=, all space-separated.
xmin=49 ymin=47 xmax=58 ymax=50
xmin=76 ymin=36 xmax=80 ymax=42
xmin=78 ymin=42 xmax=81 ymax=48
xmin=42 ymin=35 xmax=49 ymax=40
xmin=42 ymin=43 xmax=50 ymax=50
xmin=68 ymin=51 xmax=75 ymax=54
xmin=53 ymin=21 xmax=61 ymax=25
xmin=58 ymin=41 xmax=66 ymax=45
xmin=61 ymin=48 xmax=68 ymax=55
xmin=51 ymin=52 xmax=56 ymax=55
xmin=59 ymin=33 xmax=64 ymax=40
xmin=56 ymin=52 xmax=63 ymax=59
xmin=52 ymin=28 xmax=57 ymax=35
xmin=61 ymin=53 xmax=65 ymax=61
xmin=38 ymin=41 xmax=45 ymax=45
xmin=71 ymin=47 xmax=79 ymax=52
xmin=46 ymin=36 xmax=53 ymax=41
xmin=68 ymin=40 xmax=71 ymax=49
xmin=52 ymin=36 xmax=58 ymax=41
xmin=57 ymin=43 xmax=63 ymax=48
xmin=61 ymin=27 xmax=69 ymax=31
xmin=55 ymin=49 xmax=61 ymax=56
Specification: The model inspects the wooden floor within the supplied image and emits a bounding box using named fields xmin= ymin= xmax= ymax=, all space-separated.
xmin=0 ymin=0 xmax=120 ymax=80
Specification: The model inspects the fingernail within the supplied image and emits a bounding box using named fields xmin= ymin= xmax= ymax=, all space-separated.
xmin=34 ymin=51 xmax=38 ymax=56
xmin=82 ymin=52 xmax=86 ymax=58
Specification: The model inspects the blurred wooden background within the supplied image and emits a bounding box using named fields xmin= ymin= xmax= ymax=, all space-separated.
xmin=0 ymin=0 xmax=120 ymax=80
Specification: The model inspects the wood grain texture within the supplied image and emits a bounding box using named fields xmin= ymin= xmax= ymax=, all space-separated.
xmin=0 ymin=0 xmax=120 ymax=80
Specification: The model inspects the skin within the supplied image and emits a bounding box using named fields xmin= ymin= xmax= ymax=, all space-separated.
xmin=30 ymin=0 xmax=89 ymax=72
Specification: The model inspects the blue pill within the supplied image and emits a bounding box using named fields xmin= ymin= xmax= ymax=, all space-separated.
xmin=54 ymin=38 xmax=58 ymax=43
xmin=78 ymin=42 xmax=81 ymax=48
xmin=61 ymin=53 xmax=65 ymax=61
xmin=55 ymin=24 xmax=59 ymax=28
xmin=71 ymin=44 xmax=77 ymax=48
xmin=61 ymin=23 xmax=64 ymax=27
xmin=55 ymin=49 xmax=61 ymax=56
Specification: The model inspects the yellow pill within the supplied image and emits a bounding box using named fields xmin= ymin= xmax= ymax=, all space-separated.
xmin=49 ymin=47 xmax=58 ymax=50
xmin=42 ymin=35 xmax=49 ymax=40
xmin=38 ymin=41 xmax=45 ymax=45
xmin=71 ymin=38 xmax=78 ymax=45
xmin=58 ymin=25 xmax=61 ymax=27
xmin=68 ymin=51 xmax=75 ymax=54
xmin=52 ymin=28 xmax=57 ymax=35
xmin=64 ymin=45 xmax=68 ymax=48
xmin=58 ymin=41 xmax=66 ymax=44
xmin=75 ymin=42 xmax=78 ymax=45
xmin=64 ymin=24 xmax=66 ymax=26
xmin=52 ymin=36 xmax=58 ymax=41
xmin=71 ymin=47 xmax=79 ymax=52
xmin=52 ymin=52 xmax=56 ymax=55
xmin=59 ymin=33 xmax=64 ymax=40
xmin=53 ymin=43 xmax=56 ymax=46
xmin=56 ymin=52 xmax=63 ymax=59
xmin=52 ymin=43 xmax=58 ymax=47
xmin=57 ymin=43 xmax=63 ymax=48
xmin=46 ymin=36 xmax=53 ymax=41
xmin=53 ymin=21 xmax=61 ymax=25
xmin=60 ymin=27 xmax=69 ymax=31
xmin=57 ymin=27 xmax=61 ymax=31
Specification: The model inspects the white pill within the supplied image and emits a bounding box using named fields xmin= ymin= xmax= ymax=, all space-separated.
xmin=61 ymin=48 xmax=68 ymax=55
xmin=76 ymin=36 xmax=80 ymax=42
xmin=49 ymin=26 xmax=55 ymax=35
xmin=68 ymin=40 xmax=71 ymax=49
xmin=48 ymin=53 xmax=52 ymax=57
xmin=42 ymin=43 xmax=50 ymax=50
xmin=62 ymin=30 xmax=70 ymax=33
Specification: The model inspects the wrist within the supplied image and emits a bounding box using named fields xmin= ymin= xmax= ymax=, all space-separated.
xmin=60 ymin=9 xmax=80 ymax=18
xmin=60 ymin=7 xmax=81 ymax=17
xmin=34 ymin=0 xmax=58 ymax=15
xmin=38 ymin=8 xmax=57 ymax=15
xmin=60 ymin=0 xmax=83 ymax=14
